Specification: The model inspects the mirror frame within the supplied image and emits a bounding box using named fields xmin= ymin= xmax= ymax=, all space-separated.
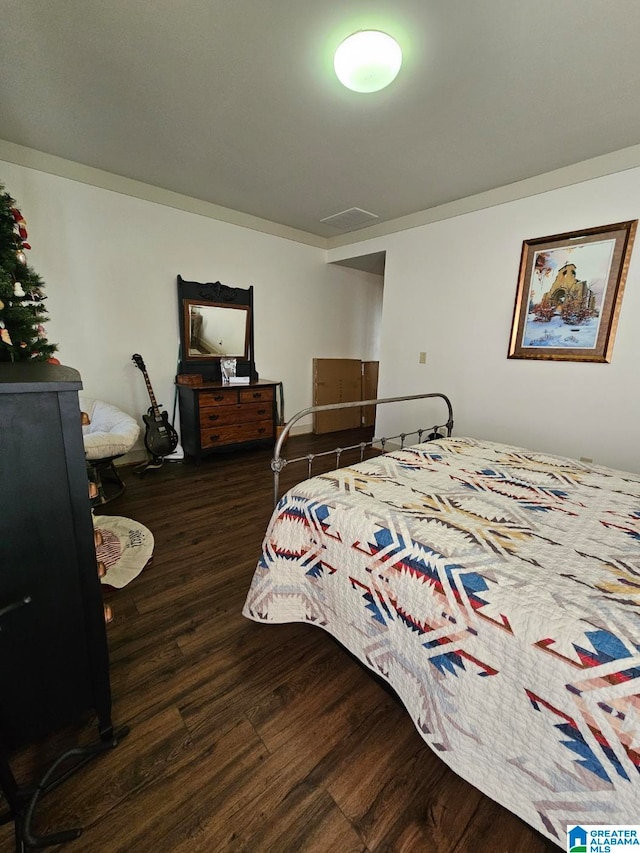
xmin=177 ymin=275 xmax=257 ymax=382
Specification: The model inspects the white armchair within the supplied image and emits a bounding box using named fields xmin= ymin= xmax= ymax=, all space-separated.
xmin=79 ymin=396 xmax=140 ymax=503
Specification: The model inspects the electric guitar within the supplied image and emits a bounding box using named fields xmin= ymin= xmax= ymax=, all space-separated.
xmin=132 ymin=354 xmax=179 ymax=458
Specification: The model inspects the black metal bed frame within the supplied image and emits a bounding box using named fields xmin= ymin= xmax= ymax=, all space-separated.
xmin=271 ymin=391 xmax=454 ymax=504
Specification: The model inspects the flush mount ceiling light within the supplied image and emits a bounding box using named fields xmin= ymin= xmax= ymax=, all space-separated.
xmin=334 ymin=30 xmax=402 ymax=93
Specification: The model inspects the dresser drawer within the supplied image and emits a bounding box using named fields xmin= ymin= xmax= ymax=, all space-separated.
xmin=199 ymin=389 xmax=239 ymax=407
xmin=239 ymin=387 xmax=274 ymax=404
xmin=201 ymin=419 xmax=274 ymax=448
xmin=199 ymin=401 xmax=272 ymax=428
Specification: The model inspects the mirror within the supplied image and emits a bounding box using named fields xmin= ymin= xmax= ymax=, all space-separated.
xmin=185 ymin=300 xmax=250 ymax=359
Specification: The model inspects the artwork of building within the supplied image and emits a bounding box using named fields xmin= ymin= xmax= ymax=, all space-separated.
xmin=543 ymin=263 xmax=597 ymax=314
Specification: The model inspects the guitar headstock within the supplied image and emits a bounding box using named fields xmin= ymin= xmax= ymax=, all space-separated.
xmin=132 ymin=353 xmax=146 ymax=372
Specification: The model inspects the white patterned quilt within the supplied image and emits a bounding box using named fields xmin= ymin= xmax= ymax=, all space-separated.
xmin=242 ymin=437 xmax=640 ymax=847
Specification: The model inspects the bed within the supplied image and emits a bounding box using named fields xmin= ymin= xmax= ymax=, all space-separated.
xmin=242 ymin=399 xmax=640 ymax=848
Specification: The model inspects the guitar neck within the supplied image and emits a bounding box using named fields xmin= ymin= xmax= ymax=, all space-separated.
xmin=141 ymin=369 xmax=162 ymax=420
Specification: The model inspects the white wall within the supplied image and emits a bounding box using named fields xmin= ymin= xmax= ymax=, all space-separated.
xmin=329 ymin=168 xmax=640 ymax=473
xmin=1 ymin=160 xmax=383 ymax=454
xmin=8 ymin=156 xmax=637 ymax=473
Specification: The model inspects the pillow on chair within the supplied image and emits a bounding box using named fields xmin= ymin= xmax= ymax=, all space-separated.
xmin=80 ymin=396 xmax=140 ymax=460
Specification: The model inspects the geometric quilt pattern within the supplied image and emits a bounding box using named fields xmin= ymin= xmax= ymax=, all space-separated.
xmin=242 ymin=437 xmax=640 ymax=848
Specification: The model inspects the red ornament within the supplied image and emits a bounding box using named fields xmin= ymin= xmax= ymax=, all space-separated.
xmin=47 ymin=356 xmax=61 ymax=365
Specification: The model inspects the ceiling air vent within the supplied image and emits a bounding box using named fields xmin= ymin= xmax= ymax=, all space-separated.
xmin=320 ymin=207 xmax=379 ymax=230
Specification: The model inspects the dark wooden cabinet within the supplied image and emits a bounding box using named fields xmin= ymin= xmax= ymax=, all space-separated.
xmin=177 ymin=380 xmax=278 ymax=461
xmin=0 ymin=363 xmax=113 ymax=746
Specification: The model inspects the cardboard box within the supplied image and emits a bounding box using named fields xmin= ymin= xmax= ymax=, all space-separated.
xmin=312 ymin=358 xmax=363 ymax=434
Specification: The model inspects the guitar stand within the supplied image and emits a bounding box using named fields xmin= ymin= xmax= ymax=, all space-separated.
xmin=133 ymin=456 xmax=164 ymax=476
xmin=1 ymin=725 xmax=129 ymax=852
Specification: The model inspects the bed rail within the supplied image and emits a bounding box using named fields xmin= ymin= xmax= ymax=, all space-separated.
xmin=271 ymin=392 xmax=453 ymax=504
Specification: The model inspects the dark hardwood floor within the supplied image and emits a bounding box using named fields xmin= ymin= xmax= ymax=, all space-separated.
xmin=1 ymin=430 xmax=560 ymax=852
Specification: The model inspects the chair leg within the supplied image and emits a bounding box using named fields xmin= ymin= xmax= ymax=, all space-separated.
xmin=102 ymin=461 xmax=125 ymax=500
xmin=87 ymin=460 xmax=125 ymax=505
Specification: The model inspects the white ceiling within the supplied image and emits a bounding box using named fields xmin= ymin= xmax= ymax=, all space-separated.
xmin=2 ymin=1 xmax=640 ymax=241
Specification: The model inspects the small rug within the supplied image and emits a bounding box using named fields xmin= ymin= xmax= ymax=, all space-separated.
xmin=93 ymin=515 xmax=154 ymax=589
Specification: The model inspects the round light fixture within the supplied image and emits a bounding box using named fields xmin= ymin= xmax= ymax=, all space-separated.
xmin=334 ymin=30 xmax=402 ymax=93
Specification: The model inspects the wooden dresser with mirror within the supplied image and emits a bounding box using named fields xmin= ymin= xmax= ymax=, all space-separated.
xmin=176 ymin=275 xmax=279 ymax=462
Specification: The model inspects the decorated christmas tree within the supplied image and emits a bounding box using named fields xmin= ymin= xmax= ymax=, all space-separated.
xmin=0 ymin=182 xmax=58 ymax=362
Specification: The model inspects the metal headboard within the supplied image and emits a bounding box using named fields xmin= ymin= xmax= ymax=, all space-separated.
xmin=271 ymin=392 xmax=453 ymax=505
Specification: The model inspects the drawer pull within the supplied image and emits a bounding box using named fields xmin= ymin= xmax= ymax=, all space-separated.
xmin=258 ymin=427 xmax=266 ymax=434
xmin=214 ymin=394 xmax=225 ymax=401
xmin=252 ymin=392 xmax=261 ymax=398
xmin=257 ymin=408 xmax=266 ymax=415
xmin=208 ymin=414 xmax=220 ymax=422
xmin=208 ymin=434 xmax=220 ymax=442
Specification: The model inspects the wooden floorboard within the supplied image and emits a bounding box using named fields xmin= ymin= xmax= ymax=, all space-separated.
xmin=1 ymin=430 xmax=559 ymax=852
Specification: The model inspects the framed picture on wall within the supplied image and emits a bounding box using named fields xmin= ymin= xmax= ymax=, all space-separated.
xmin=508 ymin=220 xmax=637 ymax=362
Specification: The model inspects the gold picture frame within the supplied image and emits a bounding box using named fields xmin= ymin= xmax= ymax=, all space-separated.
xmin=508 ymin=220 xmax=637 ymax=362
